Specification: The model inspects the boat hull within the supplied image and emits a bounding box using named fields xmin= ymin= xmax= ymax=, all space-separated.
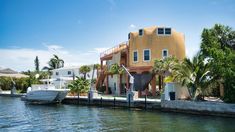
xmin=24 ymin=89 xmax=69 ymax=104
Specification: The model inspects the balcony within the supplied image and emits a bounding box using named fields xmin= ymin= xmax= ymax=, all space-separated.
xmin=100 ymin=42 xmax=128 ymax=60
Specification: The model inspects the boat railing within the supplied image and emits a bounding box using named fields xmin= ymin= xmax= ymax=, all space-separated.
xmin=31 ymin=84 xmax=56 ymax=91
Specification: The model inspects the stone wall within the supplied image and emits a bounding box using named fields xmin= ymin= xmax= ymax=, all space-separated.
xmin=161 ymin=100 xmax=235 ymax=117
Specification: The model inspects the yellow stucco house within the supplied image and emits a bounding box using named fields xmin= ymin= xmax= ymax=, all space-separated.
xmin=96 ymin=26 xmax=185 ymax=97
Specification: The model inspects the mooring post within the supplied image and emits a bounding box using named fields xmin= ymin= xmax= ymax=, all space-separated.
xmin=113 ymin=97 xmax=116 ymax=108
xmin=100 ymin=97 xmax=102 ymax=107
xmin=128 ymin=94 xmax=131 ymax=108
xmin=145 ymin=95 xmax=147 ymax=110
xmin=77 ymin=95 xmax=80 ymax=105
xmin=88 ymin=95 xmax=91 ymax=105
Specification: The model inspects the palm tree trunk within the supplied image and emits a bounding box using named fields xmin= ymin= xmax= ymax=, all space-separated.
xmin=219 ymin=82 xmax=224 ymax=97
xmin=84 ymin=73 xmax=86 ymax=79
xmin=159 ymin=76 xmax=162 ymax=91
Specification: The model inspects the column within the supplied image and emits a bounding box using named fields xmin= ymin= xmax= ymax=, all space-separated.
xmin=105 ymin=75 xmax=109 ymax=94
xmin=119 ymin=74 xmax=122 ymax=95
xmin=159 ymin=75 xmax=162 ymax=91
xmin=100 ymin=60 xmax=103 ymax=71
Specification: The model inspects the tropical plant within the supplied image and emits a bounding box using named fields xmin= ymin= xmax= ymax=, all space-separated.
xmin=109 ymin=63 xmax=124 ymax=74
xmin=94 ymin=64 xmax=100 ymax=77
xmin=200 ymin=24 xmax=235 ymax=102
xmin=173 ymin=53 xmax=214 ymax=100
xmin=0 ymin=77 xmax=12 ymax=90
xmin=42 ymin=54 xmax=64 ymax=71
xmin=34 ymin=56 xmax=40 ymax=72
xmin=22 ymin=70 xmax=41 ymax=86
xmin=68 ymin=76 xmax=90 ymax=99
xmin=79 ymin=65 xmax=91 ymax=79
xmin=153 ymin=56 xmax=178 ymax=90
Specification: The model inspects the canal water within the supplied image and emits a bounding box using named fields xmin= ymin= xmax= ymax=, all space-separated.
xmin=0 ymin=97 xmax=235 ymax=132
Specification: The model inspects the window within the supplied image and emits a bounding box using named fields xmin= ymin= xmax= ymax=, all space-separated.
xmin=139 ymin=29 xmax=143 ymax=36
xmin=165 ymin=28 xmax=171 ymax=35
xmin=162 ymin=49 xmax=168 ymax=58
xmin=128 ymin=33 xmax=131 ymax=40
xmin=56 ymin=72 xmax=59 ymax=76
xmin=133 ymin=51 xmax=138 ymax=62
xmin=143 ymin=49 xmax=150 ymax=61
xmin=158 ymin=28 xmax=164 ymax=35
xmin=68 ymin=71 xmax=71 ymax=75
xmin=157 ymin=27 xmax=171 ymax=35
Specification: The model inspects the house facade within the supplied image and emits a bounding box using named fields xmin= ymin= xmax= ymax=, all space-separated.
xmin=51 ymin=66 xmax=97 ymax=88
xmin=96 ymin=26 xmax=185 ymax=97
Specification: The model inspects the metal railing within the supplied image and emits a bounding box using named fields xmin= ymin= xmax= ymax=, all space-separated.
xmin=30 ymin=84 xmax=56 ymax=91
xmin=100 ymin=42 xmax=128 ymax=58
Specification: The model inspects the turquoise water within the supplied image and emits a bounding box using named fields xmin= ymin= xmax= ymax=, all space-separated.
xmin=0 ymin=97 xmax=235 ymax=132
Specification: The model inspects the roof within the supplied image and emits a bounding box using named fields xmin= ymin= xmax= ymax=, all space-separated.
xmin=0 ymin=68 xmax=18 ymax=74
xmin=52 ymin=66 xmax=80 ymax=71
xmin=0 ymin=68 xmax=29 ymax=78
xmin=129 ymin=26 xmax=183 ymax=36
xmin=0 ymin=73 xmax=29 ymax=78
xmin=52 ymin=65 xmax=96 ymax=71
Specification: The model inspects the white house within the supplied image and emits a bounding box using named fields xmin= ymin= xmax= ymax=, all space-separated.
xmin=50 ymin=66 xmax=97 ymax=88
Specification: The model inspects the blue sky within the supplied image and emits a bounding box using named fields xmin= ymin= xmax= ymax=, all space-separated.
xmin=0 ymin=0 xmax=235 ymax=71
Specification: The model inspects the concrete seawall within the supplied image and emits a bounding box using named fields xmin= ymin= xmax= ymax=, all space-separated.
xmin=161 ymin=100 xmax=235 ymax=117
xmin=62 ymin=97 xmax=161 ymax=110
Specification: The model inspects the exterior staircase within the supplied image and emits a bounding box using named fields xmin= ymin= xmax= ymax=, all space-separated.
xmin=95 ymin=71 xmax=106 ymax=89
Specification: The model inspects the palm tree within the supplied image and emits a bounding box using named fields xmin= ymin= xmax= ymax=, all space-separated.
xmin=173 ymin=53 xmax=214 ymax=100
xmin=68 ymin=76 xmax=90 ymax=102
xmin=34 ymin=56 xmax=40 ymax=72
xmin=42 ymin=54 xmax=64 ymax=71
xmin=79 ymin=65 xmax=91 ymax=79
xmin=153 ymin=56 xmax=178 ymax=90
xmin=108 ymin=63 xmax=124 ymax=75
xmin=94 ymin=64 xmax=101 ymax=77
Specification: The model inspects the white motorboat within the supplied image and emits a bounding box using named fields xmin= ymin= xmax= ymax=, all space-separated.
xmin=22 ymin=78 xmax=70 ymax=104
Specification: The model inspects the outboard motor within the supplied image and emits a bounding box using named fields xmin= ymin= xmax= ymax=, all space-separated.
xmin=27 ymin=87 xmax=32 ymax=93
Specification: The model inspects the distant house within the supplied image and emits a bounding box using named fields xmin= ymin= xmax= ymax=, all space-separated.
xmin=51 ymin=66 xmax=97 ymax=88
xmin=96 ymin=26 xmax=185 ymax=97
xmin=0 ymin=68 xmax=28 ymax=78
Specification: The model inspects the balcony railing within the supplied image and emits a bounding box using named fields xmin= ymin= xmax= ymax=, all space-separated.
xmin=100 ymin=42 xmax=128 ymax=58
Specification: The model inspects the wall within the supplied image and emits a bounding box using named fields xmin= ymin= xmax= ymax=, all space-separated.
xmin=164 ymin=82 xmax=190 ymax=100
xmin=52 ymin=67 xmax=97 ymax=80
xmin=107 ymin=52 xmax=121 ymax=95
xmin=128 ymin=26 xmax=185 ymax=67
xmin=161 ymin=100 xmax=235 ymax=117
xmin=51 ymin=66 xmax=97 ymax=88
xmin=52 ymin=68 xmax=79 ymax=78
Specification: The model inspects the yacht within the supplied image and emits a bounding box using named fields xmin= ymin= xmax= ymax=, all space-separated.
xmin=22 ymin=78 xmax=70 ymax=104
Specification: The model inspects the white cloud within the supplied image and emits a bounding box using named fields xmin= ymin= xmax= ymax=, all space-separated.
xmin=0 ymin=44 xmax=105 ymax=72
xmin=0 ymin=42 xmax=199 ymax=72
xmin=45 ymin=44 xmax=63 ymax=50
xmin=129 ymin=24 xmax=136 ymax=29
